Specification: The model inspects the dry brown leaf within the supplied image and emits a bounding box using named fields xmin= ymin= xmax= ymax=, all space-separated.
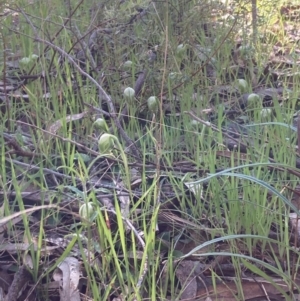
xmin=175 ymin=260 xmax=198 ymax=301
xmin=53 ymin=256 xmax=81 ymax=301
xmin=4 ymin=265 xmax=31 ymax=301
xmin=0 ymin=270 xmax=13 ymax=295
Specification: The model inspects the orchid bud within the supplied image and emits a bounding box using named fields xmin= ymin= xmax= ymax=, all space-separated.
xmin=247 ymin=93 xmax=262 ymax=109
xmin=147 ymin=96 xmax=158 ymax=113
xmin=168 ymin=72 xmax=177 ymax=80
xmin=98 ymin=133 xmax=115 ymax=153
xmin=124 ymin=87 xmax=135 ymax=98
xmin=236 ymin=79 xmax=248 ymax=93
xmin=79 ymin=202 xmax=94 ymax=220
xmin=93 ymin=118 xmax=108 ymax=132
xmin=123 ymin=60 xmax=133 ymax=69
xmin=260 ymin=108 xmax=272 ymax=119
xmin=176 ymin=44 xmax=186 ymax=58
